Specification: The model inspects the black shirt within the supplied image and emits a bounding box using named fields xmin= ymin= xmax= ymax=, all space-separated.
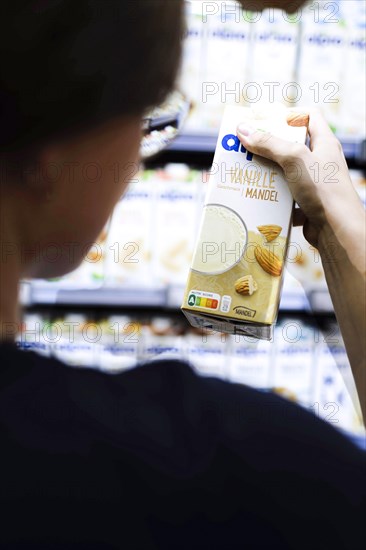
xmin=0 ymin=343 xmax=365 ymax=549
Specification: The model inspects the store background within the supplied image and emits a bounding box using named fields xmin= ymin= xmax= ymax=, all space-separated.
xmin=19 ymin=1 xmax=366 ymax=445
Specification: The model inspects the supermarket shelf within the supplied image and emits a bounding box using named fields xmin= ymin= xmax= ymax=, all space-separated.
xmin=21 ymin=282 xmax=333 ymax=313
xmin=167 ymin=132 xmax=366 ymax=163
xmin=26 ymin=283 xmax=166 ymax=308
xmin=167 ymin=131 xmax=218 ymax=153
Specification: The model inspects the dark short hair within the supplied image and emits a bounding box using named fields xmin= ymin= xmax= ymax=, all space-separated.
xmin=0 ymin=0 xmax=184 ymax=154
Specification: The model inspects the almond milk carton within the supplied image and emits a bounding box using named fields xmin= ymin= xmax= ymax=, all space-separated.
xmin=182 ymin=105 xmax=308 ymax=340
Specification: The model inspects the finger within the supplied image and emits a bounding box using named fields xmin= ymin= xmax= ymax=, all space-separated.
xmin=293 ymin=208 xmax=307 ymax=227
xmin=308 ymin=108 xmax=337 ymax=152
xmin=237 ymin=124 xmax=308 ymax=168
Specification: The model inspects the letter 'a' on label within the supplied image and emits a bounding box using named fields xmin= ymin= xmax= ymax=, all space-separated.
xmin=221 ymin=134 xmax=254 ymax=160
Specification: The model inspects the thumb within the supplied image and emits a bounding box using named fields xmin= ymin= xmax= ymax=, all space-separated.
xmin=236 ymin=123 xmax=307 ymax=168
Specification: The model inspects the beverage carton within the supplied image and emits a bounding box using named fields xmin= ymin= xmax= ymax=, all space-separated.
xmin=182 ymin=105 xmax=308 ymax=340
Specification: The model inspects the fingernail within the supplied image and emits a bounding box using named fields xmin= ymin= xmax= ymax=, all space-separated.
xmin=237 ymin=123 xmax=255 ymax=137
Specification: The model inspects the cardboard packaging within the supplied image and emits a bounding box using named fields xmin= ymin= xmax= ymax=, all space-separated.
xmin=182 ymin=105 xmax=308 ymax=340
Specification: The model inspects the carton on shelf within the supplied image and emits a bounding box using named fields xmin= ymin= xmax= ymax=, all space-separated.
xmin=140 ymin=317 xmax=186 ymax=363
xmin=298 ymin=0 xmax=348 ymax=134
xmin=248 ymin=9 xmax=299 ymax=106
xmin=51 ymin=314 xmax=98 ymax=367
xmin=228 ymin=332 xmax=273 ymax=388
xmin=271 ymin=319 xmax=315 ymax=406
xmin=98 ymin=316 xmax=140 ymax=373
xmin=187 ymin=326 xmax=229 ymax=379
xmin=105 ymin=174 xmax=154 ymax=287
xmin=152 ymin=164 xmax=200 ymax=286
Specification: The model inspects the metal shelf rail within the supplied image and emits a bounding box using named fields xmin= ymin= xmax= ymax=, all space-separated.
xmin=167 ymin=131 xmax=366 ymax=165
xmin=21 ymin=281 xmax=333 ymax=314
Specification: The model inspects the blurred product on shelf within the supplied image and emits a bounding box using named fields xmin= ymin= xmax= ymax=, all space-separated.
xmin=178 ymin=2 xmax=205 ymax=130
xmin=105 ymin=164 xmax=203 ymax=287
xmin=339 ymin=0 xmax=366 ymax=137
xmin=105 ymin=173 xmax=155 ymax=287
xmin=51 ymin=314 xmax=98 ymax=367
xmin=17 ymin=311 xmax=364 ymax=438
xmin=98 ymin=316 xmax=141 ymax=373
xmin=203 ymin=5 xmax=252 ymax=128
xmin=249 ymin=9 xmax=299 ymax=102
xmin=152 ymin=164 xmax=202 ymax=285
xmin=286 ymin=225 xmax=326 ymax=290
xmin=187 ymin=326 xmax=229 ymax=380
xmin=179 ymin=0 xmax=366 ymax=138
xmin=140 ymin=317 xmax=186 ymax=363
xmin=17 ymin=314 xmax=51 ymax=357
xmin=271 ymin=318 xmax=314 ymax=406
xmin=298 ymin=1 xmax=347 ymax=133
xmin=228 ymin=332 xmax=272 ymax=388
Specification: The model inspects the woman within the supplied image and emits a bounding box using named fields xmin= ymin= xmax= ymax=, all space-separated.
xmin=0 ymin=0 xmax=365 ymax=548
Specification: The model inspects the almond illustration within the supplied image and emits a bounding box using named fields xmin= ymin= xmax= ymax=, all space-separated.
xmin=254 ymin=246 xmax=282 ymax=277
xmin=286 ymin=112 xmax=309 ymax=128
xmin=235 ymin=275 xmax=258 ymax=296
xmin=257 ymin=224 xmax=282 ymax=242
